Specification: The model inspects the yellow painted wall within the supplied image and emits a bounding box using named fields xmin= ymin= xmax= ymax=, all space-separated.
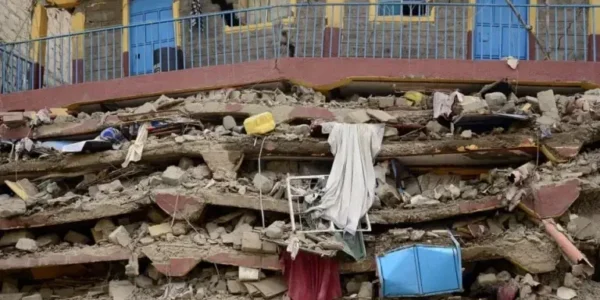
xmin=31 ymin=4 xmax=48 ymax=65
xmin=327 ymin=0 xmax=345 ymax=28
xmin=121 ymin=0 xmax=129 ymax=52
xmin=590 ymin=0 xmax=600 ymax=36
xmin=71 ymin=7 xmax=85 ymax=60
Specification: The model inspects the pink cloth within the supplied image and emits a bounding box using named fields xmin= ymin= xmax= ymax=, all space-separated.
xmin=280 ymin=251 xmax=342 ymax=300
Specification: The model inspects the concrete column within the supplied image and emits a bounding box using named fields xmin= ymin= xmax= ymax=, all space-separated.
xmin=71 ymin=6 xmax=85 ymax=84
xmin=30 ymin=4 xmax=48 ymax=89
xmin=121 ymin=0 xmax=130 ymax=76
xmin=588 ymin=0 xmax=600 ymax=61
xmin=322 ymin=0 xmax=344 ymax=57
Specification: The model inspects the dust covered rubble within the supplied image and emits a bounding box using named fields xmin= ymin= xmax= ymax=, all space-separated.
xmin=6 ymin=87 xmax=600 ymax=165
xmin=3 ymin=87 xmax=600 ymax=300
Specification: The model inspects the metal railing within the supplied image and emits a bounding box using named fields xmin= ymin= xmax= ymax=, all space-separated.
xmin=0 ymin=2 xmax=598 ymax=94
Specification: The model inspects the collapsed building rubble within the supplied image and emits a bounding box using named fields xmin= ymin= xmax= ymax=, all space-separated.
xmin=1 ymin=85 xmax=600 ymax=299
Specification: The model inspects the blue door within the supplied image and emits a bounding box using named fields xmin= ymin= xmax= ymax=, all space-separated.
xmin=474 ymin=0 xmax=529 ymax=60
xmin=129 ymin=0 xmax=175 ymax=75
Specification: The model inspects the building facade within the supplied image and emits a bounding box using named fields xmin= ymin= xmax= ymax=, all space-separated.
xmin=0 ymin=0 xmax=71 ymax=93
xmin=0 ymin=0 xmax=599 ymax=99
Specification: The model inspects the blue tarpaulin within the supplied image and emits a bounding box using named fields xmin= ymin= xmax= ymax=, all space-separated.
xmin=376 ymin=230 xmax=463 ymax=298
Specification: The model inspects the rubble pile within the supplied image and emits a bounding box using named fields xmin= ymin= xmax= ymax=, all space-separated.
xmin=1 ymin=84 xmax=600 ymax=300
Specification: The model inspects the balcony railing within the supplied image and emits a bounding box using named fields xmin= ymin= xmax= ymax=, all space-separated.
xmin=1 ymin=2 xmax=598 ymax=94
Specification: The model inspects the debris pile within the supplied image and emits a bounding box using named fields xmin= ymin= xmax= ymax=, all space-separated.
xmin=1 ymin=84 xmax=600 ymax=300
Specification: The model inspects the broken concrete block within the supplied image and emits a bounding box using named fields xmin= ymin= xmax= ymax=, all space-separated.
xmin=5 ymin=179 xmax=38 ymax=202
xmin=148 ymin=223 xmax=173 ymax=237
xmin=221 ymin=232 xmax=242 ymax=245
xmin=344 ymin=110 xmax=370 ymax=124
xmin=346 ymin=279 xmax=361 ymax=294
xmin=108 ymin=226 xmax=132 ymax=248
xmin=377 ymin=97 xmax=395 ymax=108
xmin=172 ymin=222 xmax=189 ymax=236
xmin=265 ymin=221 xmax=285 ymax=239
xmin=97 ymin=180 xmax=123 ymax=194
xmin=538 ymin=90 xmax=558 ymax=114
xmin=410 ymin=230 xmax=425 ymax=241
xmin=134 ymin=275 xmax=153 ymax=288
xmin=189 ymin=164 xmax=212 ymax=179
xmin=91 ymin=218 xmax=117 ymax=243
xmin=162 ymin=166 xmax=185 ymax=186
xmin=460 ymin=96 xmax=489 ymax=114
xmin=205 ymin=222 xmax=226 ymax=240
xmin=140 ymin=237 xmax=154 ymax=245
xmin=253 ymin=173 xmax=274 ymax=194
xmin=147 ymin=208 xmax=167 ymax=224
xmin=36 ymin=233 xmax=60 ymax=247
xmin=0 ymin=197 xmax=27 ymax=218
xmin=15 ymin=238 xmax=38 ymax=252
xmin=563 ymin=272 xmax=580 ymax=289
xmin=477 ymin=273 xmax=498 ymax=287
xmin=461 ymin=130 xmax=473 ymax=139
xmin=134 ymin=102 xmax=156 ymax=114
xmin=357 ymin=282 xmax=373 ymax=299
xmin=556 ymin=286 xmax=577 ymax=300
xmin=425 ymin=120 xmax=448 ymax=134
xmin=262 ymin=241 xmax=277 ymax=254
xmin=241 ymin=231 xmax=262 ymax=253
xmin=484 ymin=92 xmax=508 ymax=110
xmin=22 ymin=294 xmax=42 ymax=300
xmin=53 ymin=287 xmax=74 ymax=298
xmin=375 ymin=181 xmax=401 ymax=207
xmin=366 ymin=109 xmax=396 ymax=122
xmin=384 ymin=126 xmax=398 ymax=137
xmin=146 ymin=265 xmax=163 ymax=281
xmin=0 ymin=230 xmax=34 ymax=247
xmin=64 ymin=231 xmax=91 ymax=245
xmin=1 ymin=278 xmax=18 ymax=293
xmin=2 ymin=112 xmax=26 ymax=128
xmin=223 ymin=115 xmax=237 ymax=130
xmin=38 ymin=288 xmax=52 ymax=300
xmin=178 ymin=157 xmax=195 ymax=170
xmin=291 ymin=124 xmax=311 ymax=136
xmin=227 ymin=280 xmax=243 ymax=294
xmin=125 ymin=254 xmax=139 ymax=276
xmin=239 ymin=267 xmax=261 ymax=281
xmin=109 ymin=280 xmax=135 ymax=300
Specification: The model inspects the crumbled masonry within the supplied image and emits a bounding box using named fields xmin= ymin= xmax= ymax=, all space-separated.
xmin=1 ymin=85 xmax=600 ymax=299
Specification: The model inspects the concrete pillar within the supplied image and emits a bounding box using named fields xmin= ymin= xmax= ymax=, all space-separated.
xmin=71 ymin=6 xmax=85 ymax=84
xmin=588 ymin=0 xmax=600 ymax=61
xmin=322 ymin=0 xmax=344 ymax=57
xmin=121 ymin=0 xmax=130 ymax=76
xmin=30 ymin=4 xmax=48 ymax=89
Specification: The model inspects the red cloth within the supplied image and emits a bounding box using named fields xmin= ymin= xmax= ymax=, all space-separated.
xmin=280 ymin=251 xmax=342 ymax=300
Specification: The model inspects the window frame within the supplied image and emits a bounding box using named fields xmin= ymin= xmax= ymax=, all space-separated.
xmin=368 ymin=0 xmax=435 ymax=23
xmin=223 ymin=0 xmax=297 ymax=34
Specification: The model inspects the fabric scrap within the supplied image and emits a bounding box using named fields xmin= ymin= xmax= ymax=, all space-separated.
xmin=305 ymin=123 xmax=384 ymax=234
xmin=433 ymin=92 xmax=455 ymax=119
xmin=280 ymin=251 xmax=342 ymax=300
